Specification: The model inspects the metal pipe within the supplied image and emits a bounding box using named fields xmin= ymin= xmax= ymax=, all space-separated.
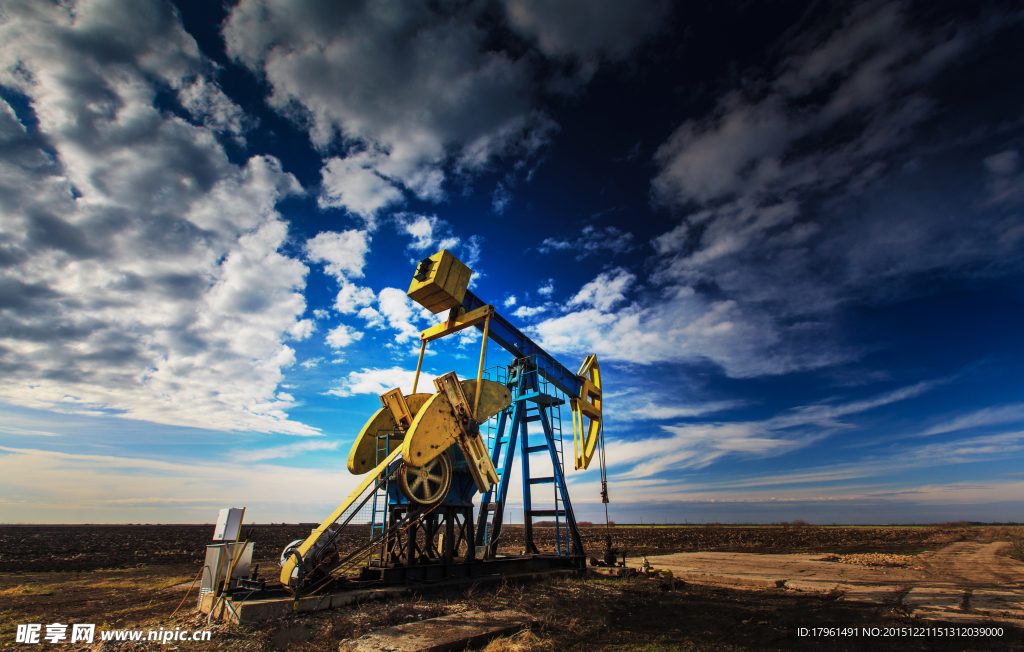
xmin=473 ymin=313 xmax=491 ymax=421
xmin=412 ymin=340 xmax=426 ymax=393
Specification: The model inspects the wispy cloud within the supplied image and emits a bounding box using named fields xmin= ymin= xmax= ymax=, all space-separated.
xmin=233 ymin=440 xmax=341 ymax=463
xmin=607 ymin=380 xmax=941 ymax=480
xmin=328 ymin=367 xmax=437 ymax=398
xmin=0 ymin=446 xmax=362 ymax=523
xmin=921 ymin=403 xmax=1024 ymax=436
xmin=620 ymin=399 xmax=746 ymax=421
xmin=0 ymin=426 xmax=62 ymax=438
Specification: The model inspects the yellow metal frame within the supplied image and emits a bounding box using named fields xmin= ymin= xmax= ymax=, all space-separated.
xmin=280 ymin=447 xmax=403 ymax=588
xmin=570 ymin=354 xmax=602 ymax=470
xmin=419 ymin=304 xmax=494 ymax=343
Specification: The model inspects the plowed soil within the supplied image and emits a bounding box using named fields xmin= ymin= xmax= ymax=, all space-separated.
xmin=2 ymin=524 xmax=1021 ymax=651
xmin=0 ymin=523 xmax=985 ymax=573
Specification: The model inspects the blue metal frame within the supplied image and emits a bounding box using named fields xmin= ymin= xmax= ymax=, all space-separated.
xmin=476 ymin=355 xmax=584 ymax=558
xmin=462 ymin=290 xmax=583 ymax=398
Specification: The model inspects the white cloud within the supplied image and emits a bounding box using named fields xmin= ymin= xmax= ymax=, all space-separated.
xmin=223 ymin=1 xmax=555 ymax=219
xmin=329 ymin=367 xmax=437 ymax=398
xmin=607 ymin=380 xmax=940 ymax=480
xmin=300 ymin=357 xmax=324 ymax=369
xmin=357 ymin=306 xmax=386 ymax=330
xmin=0 ymin=0 xmax=315 ymax=435
xmin=536 ymin=279 xmax=554 ymax=297
xmin=532 ymin=3 xmax=1024 ymax=378
xmin=921 ymin=403 xmax=1024 ymax=437
xmin=325 ymin=324 xmax=363 ymax=349
xmin=318 ymin=152 xmax=405 ymax=224
xmin=503 ymin=0 xmax=672 ymax=66
xmin=286 ymin=319 xmax=314 ymax=340
xmin=504 ymin=295 xmax=518 ymax=307
xmin=334 ymin=283 xmax=376 ymax=315
xmin=397 ymin=213 xmax=460 ymax=253
xmin=376 ymin=287 xmax=434 ymax=345
xmin=0 ymin=445 xmax=362 ymax=523
xmin=568 ymin=268 xmax=634 ymax=312
xmin=531 ymin=281 xmax=848 ymax=376
xmin=538 ymin=224 xmax=634 ymax=259
xmin=233 ymin=439 xmax=340 ymax=463
xmin=512 ymin=305 xmax=546 ymax=318
xmin=621 ymin=399 xmax=747 ymax=421
xmin=306 ymin=230 xmax=369 ymax=280
xmin=983 ymin=149 xmax=1024 ymax=207
xmin=492 ymin=182 xmax=513 ymax=214
xmin=177 ymin=75 xmax=252 ymax=142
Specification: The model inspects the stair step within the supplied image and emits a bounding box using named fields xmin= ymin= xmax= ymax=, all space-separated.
xmin=524 ymin=444 xmax=548 ymax=454
xmin=523 ymin=416 xmax=542 ymax=423
xmin=527 ymin=510 xmax=566 ymax=518
xmin=527 ymin=477 xmax=555 ymax=485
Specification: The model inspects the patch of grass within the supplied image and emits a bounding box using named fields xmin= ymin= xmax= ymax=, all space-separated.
xmin=0 ymin=582 xmax=53 ymax=597
xmin=1008 ymin=540 xmax=1024 ymax=562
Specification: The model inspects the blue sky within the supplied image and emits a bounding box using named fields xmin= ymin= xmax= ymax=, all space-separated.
xmin=1 ymin=0 xmax=1024 ymax=525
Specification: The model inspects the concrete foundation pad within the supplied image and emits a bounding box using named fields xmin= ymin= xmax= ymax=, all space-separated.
xmin=201 ymin=570 xmax=579 ymax=623
xmin=339 ymin=609 xmax=533 ymax=652
xmin=838 ymin=585 xmax=901 ymax=604
xmin=903 ymin=587 xmax=964 ymax=610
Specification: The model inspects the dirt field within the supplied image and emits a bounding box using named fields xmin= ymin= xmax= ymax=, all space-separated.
xmin=1 ymin=522 xmax=991 ymax=573
xmin=1 ymin=524 xmax=1022 ymax=651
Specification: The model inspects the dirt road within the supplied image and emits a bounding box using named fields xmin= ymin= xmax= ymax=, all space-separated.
xmin=645 ymin=541 xmax=1024 ymax=624
xmin=918 ymin=541 xmax=1020 ymax=588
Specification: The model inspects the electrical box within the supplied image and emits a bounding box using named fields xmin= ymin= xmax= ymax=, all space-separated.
xmin=199 ymin=541 xmax=253 ymax=600
xmin=213 ymin=507 xmax=244 ymax=541
xmin=407 ymin=249 xmax=472 ymax=314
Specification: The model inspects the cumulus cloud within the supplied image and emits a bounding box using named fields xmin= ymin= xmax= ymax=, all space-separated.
xmin=334 ymin=284 xmax=376 ymax=315
xmin=648 ymin=2 xmax=1022 ymax=319
xmin=177 ymin=75 xmax=253 ymax=142
xmin=305 ymin=230 xmax=377 ymax=345
xmin=306 ymin=230 xmax=369 ymax=280
xmin=375 ymin=288 xmax=434 ymax=345
xmin=397 ymin=213 xmax=459 ymax=253
xmin=503 ymin=0 xmax=672 ymax=72
xmin=0 ymin=0 xmax=315 ymax=434
xmin=531 ymin=1 xmax=1024 ymax=377
xmin=329 ymin=366 xmax=438 ymax=398
xmin=223 ymin=0 xmax=555 ymax=220
xmin=325 ymin=324 xmax=363 ymax=349
xmin=512 ymin=305 xmax=546 ymax=319
xmin=568 ymin=268 xmax=634 ymax=312
xmin=532 ymin=283 xmax=847 ymax=376
xmin=318 ymin=152 xmax=405 ymax=225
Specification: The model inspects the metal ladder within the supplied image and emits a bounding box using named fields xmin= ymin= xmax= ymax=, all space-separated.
xmin=477 ymin=364 xmax=518 ymax=553
xmin=368 ymin=430 xmax=394 ymax=564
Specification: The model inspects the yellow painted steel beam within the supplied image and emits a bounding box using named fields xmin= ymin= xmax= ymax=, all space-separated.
xmin=401 ymin=392 xmax=459 ymax=466
xmin=347 ymin=393 xmax=431 ymax=474
xmin=572 ymin=354 xmax=602 ymax=470
xmin=419 ymin=304 xmax=494 ymax=343
xmin=281 ymin=447 xmax=403 ymax=588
